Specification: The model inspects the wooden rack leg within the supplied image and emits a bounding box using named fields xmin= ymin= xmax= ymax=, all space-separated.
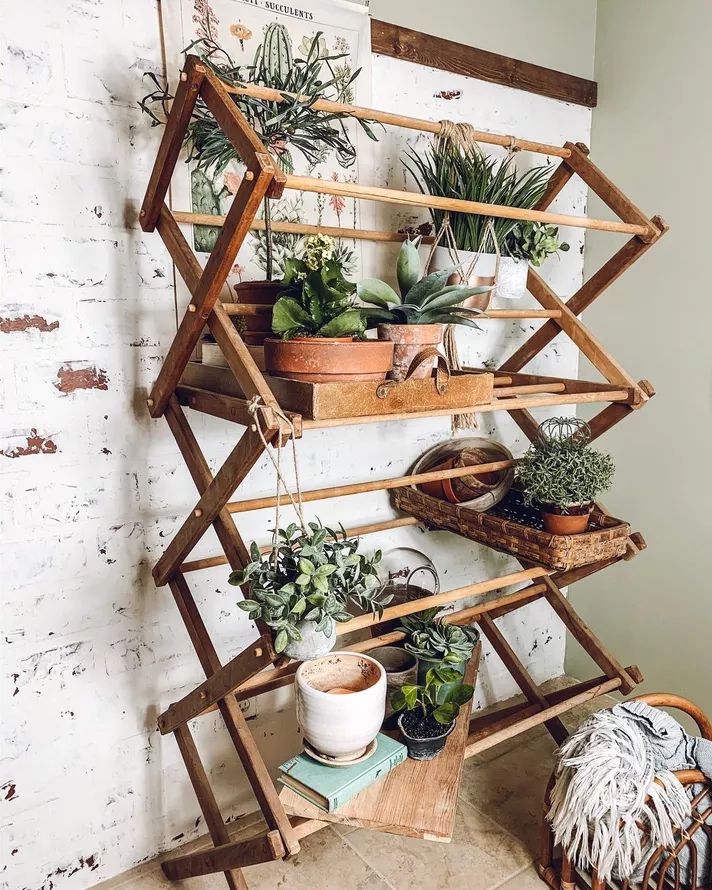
xmin=540 ymin=576 xmax=639 ymax=694
xmin=169 ymin=724 xmax=248 ymax=890
xmin=168 ymin=573 xmax=300 ymax=858
xmin=478 ymin=614 xmax=569 ymax=744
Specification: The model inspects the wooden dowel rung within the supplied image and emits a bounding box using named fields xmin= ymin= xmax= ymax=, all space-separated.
xmin=226 ymin=459 xmax=516 ymax=515
xmin=180 ymin=516 xmax=420 ymax=574
xmin=300 ymin=389 xmax=633 ymax=430
xmin=282 ymin=175 xmax=650 ymax=236
xmin=221 ymin=303 xmax=272 ymax=316
xmin=220 ymin=82 xmax=571 ymax=158
xmin=494 ymin=383 xmax=567 ymax=396
xmin=482 ymin=309 xmax=561 ymax=319
xmin=172 ymin=211 xmax=434 ymax=245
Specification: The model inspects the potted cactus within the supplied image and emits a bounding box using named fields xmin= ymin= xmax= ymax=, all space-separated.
xmin=517 ymin=417 xmax=615 ymax=534
xmin=229 ymin=521 xmax=391 ymax=659
xmin=358 ymin=238 xmax=491 ymax=381
xmin=392 ymin=667 xmax=474 ymax=761
xmin=264 ymin=235 xmax=394 ymax=382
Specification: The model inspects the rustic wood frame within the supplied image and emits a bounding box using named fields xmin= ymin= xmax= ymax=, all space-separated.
xmin=139 ymin=58 xmax=666 ymax=884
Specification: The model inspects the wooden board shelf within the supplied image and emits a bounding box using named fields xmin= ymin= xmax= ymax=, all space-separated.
xmin=280 ymin=644 xmax=481 ymax=841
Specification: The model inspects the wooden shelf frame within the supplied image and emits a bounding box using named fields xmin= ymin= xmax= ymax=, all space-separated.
xmin=137 ymin=57 xmax=666 ymax=886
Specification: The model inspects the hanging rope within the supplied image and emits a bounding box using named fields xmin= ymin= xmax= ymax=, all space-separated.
xmin=247 ymin=397 xmax=308 ymax=565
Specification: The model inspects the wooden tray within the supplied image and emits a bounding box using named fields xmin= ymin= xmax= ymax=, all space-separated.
xmin=263 ymin=369 xmax=493 ymax=420
xmin=394 ymin=487 xmax=631 ymax=571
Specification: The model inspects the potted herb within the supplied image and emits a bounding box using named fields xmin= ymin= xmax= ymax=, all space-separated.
xmin=517 ymin=417 xmax=615 ymax=535
xmin=229 ymin=521 xmax=390 ymax=659
xmin=398 ymin=608 xmax=479 ymax=700
xmin=391 ymin=667 xmax=474 ymax=760
xmin=358 ymin=238 xmax=491 ymax=380
xmin=264 ymin=235 xmax=394 ymax=383
xmin=499 ymin=222 xmax=570 ymax=299
xmin=403 ymin=142 xmax=551 ymax=304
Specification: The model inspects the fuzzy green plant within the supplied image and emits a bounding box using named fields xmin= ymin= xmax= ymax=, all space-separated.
xmin=271 ymin=235 xmax=364 ymax=339
xmin=505 ymin=222 xmax=569 ymax=267
xmin=391 ymin=666 xmax=474 ymax=726
xmin=402 ymin=142 xmax=552 ymax=253
xmin=229 ymin=521 xmax=391 ymax=653
xmin=398 ymin=608 xmax=479 ymax=665
xmin=357 ymin=237 xmax=491 ymax=328
xmin=517 ymin=417 xmax=615 ymax=512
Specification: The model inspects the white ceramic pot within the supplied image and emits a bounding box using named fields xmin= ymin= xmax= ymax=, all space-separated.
xmin=283 ymin=619 xmax=336 ymax=661
xmin=428 ymin=246 xmax=493 ymax=310
xmin=295 ymin=652 xmax=387 ymax=758
xmin=495 ymin=256 xmax=528 ymax=300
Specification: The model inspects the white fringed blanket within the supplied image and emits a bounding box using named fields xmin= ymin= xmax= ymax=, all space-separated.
xmin=548 ymin=700 xmax=712 ymax=884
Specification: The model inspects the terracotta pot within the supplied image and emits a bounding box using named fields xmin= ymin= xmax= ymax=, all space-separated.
xmin=233 ymin=280 xmax=283 ymax=304
xmin=541 ymin=504 xmax=593 ymax=535
xmin=418 ymin=458 xmax=459 ymax=503
xmin=377 ymin=323 xmax=444 ymax=382
xmin=264 ymin=337 xmax=394 ymax=383
xmin=295 ymin=652 xmax=386 ymax=759
xmin=449 ymin=448 xmax=509 ymax=501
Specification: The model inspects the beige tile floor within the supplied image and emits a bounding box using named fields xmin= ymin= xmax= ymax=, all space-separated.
xmin=98 ymin=680 xmax=610 ymax=890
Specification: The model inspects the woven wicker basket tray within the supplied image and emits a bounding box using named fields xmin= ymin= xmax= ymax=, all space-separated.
xmin=393 ymin=488 xmax=631 ymax=571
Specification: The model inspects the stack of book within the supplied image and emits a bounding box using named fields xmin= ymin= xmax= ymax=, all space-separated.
xmin=277 ymin=733 xmax=407 ymax=813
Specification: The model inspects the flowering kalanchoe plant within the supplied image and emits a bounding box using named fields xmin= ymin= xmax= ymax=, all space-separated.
xmin=271 ymin=235 xmax=366 ymax=339
xmin=229 ymin=521 xmax=391 ymax=653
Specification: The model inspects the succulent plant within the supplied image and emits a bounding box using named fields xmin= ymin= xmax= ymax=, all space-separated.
xmin=398 ymin=607 xmax=480 ymax=664
xmin=357 ymin=238 xmax=491 ymax=328
xmin=229 ymin=521 xmax=391 ymax=653
xmin=517 ymin=417 xmax=615 ymax=512
xmin=391 ymin=666 xmax=474 ymax=726
xmin=505 ymin=222 xmax=569 ymax=267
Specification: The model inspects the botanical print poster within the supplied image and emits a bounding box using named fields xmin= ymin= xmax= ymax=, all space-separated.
xmin=160 ymin=0 xmax=373 ymax=287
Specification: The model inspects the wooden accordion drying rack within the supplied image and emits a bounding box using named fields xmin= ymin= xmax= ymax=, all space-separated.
xmin=139 ymin=55 xmax=668 ymax=888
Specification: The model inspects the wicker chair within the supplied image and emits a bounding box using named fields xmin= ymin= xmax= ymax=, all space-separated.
xmin=539 ymin=693 xmax=712 ymax=889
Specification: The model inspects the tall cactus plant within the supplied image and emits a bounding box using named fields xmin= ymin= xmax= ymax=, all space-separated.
xmin=255 ymin=21 xmax=293 ymax=82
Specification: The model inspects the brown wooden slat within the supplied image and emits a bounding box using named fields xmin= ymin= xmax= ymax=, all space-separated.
xmin=156 ymin=206 xmax=203 ymax=294
xmin=153 ymin=424 xmax=274 ymax=586
xmin=162 ymin=830 xmax=284 ymax=880
xmin=140 ymin=57 xmax=206 ymax=231
xmin=169 ymin=725 xmax=247 ymax=890
xmin=371 ymin=19 xmax=597 ymax=108
xmin=478 ymin=614 xmax=569 ymax=744
xmin=168 ymin=573 xmax=299 ymax=855
xmin=159 ymin=635 xmax=275 ymax=735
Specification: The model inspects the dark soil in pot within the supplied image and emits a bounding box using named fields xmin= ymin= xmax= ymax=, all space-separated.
xmin=397 ymin=709 xmax=456 ymax=760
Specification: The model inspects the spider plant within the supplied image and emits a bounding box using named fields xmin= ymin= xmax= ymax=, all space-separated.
xmin=357 ymin=237 xmax=490 ymax=329
xmin=403 ymin=142 xmax=551 ymax=253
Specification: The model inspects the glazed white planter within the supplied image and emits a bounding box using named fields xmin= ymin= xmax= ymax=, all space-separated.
xmin=283 ymin=619 xmax=336 ymax=661
xmin=428 ymin=247 xmax=527 ymax=301
xmin=495 ymin=256 xmax=528 ymax=300
xmin=295 ymin=652 xmax=387 ymax=758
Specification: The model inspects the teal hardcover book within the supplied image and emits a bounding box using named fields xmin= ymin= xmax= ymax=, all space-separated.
xmin=277 ymin=734 xmax=407 ymax=812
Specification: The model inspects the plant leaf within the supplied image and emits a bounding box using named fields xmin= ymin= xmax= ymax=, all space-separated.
xmin=357 ymin=278 xmax=401 ymax=308
xmin=396 ymin=239 xmax=421 ymax=297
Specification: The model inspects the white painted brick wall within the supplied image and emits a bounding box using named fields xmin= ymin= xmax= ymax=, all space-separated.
xmin=0 ymin=6 xmax=591 ymax=888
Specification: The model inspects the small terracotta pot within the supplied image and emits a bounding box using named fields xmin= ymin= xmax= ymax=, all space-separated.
xmin=418 ymin=458 xmax=459 ymax=503
xmin=541 ymin=504 xmax=593 ymax=535
xmin=264 ymin=337 xmax=394 ymax=383
xmin=449 ymin=448 xmax=508 ymax=501
xmin=233 ymin=280 xmax=283 ymax=305
xmin=377 ymin=323 xmax=444 ymax=382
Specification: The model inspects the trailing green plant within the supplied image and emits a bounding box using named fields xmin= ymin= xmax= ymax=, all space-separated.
xmin=391 ymin=666 xmax=474 ymax=726
xmin=357 ymin=237 xmax=491 ymax=329
xmin=140 ymin=29 xmax=378 ymax=177
xmin=402 ymin=142 xmax=551 ymax=253
xmin=271 ymin=235 xmax=365 ymax=339
xmin=505 ymin=222 xmax=569 ymax=267
xmin=398 ymin=608 xmax=479 ymax=665
xmin=229 ymin=521 xmax=390 ymax=653
xmin=517 ymin=417 xmax=615 ymax=512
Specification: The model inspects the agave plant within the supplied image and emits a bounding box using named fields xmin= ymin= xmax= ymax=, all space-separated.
xmin=357 ymin=238 xmax=491 ymax=328
xmin=403 ymin=142 xmax=552 ymax=253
